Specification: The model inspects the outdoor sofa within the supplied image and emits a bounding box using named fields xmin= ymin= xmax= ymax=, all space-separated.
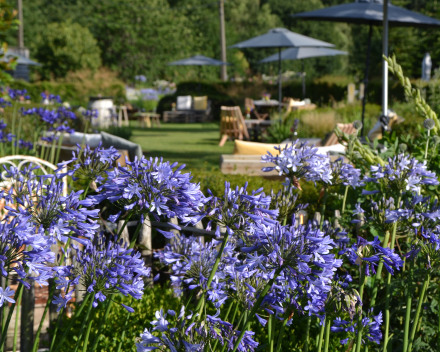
xmin=163 ymin=95 xmax=211 ymax=123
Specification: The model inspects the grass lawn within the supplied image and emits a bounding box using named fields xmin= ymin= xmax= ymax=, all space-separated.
xmin=129 ymin=122 xmax=234 ymax=170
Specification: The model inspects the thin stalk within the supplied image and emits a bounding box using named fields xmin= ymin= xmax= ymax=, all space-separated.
xmin=230 ymin=302 xmax=239 ymax=325
xmin=117 ymin=213 xmax=132 ymax=240
xmin=370 ymin=231 xmax=390 ymax=308
xmin=33 ymin=237 xmax=72 ymax=352
xmin=416 ymin=275 xmax=431 ymax=334
xmin=183 ymin=291 xmax=194 ymax=310
xmin=383 ymin=204 xmax=400 ymax=352
xmin=49 ymin=285 xmax=72 ymax=352
xmin=356 ymin=267 xmax=366 ymax=352
xmin=212 ymin=302 xmax=234 ymax=351
xmin=268 ymin=314 xmax=273 ymax=351
xmin=194 ymin=232 xmax=230 ymax=320
xmin=72 ymin=293 xmax=96 ymax=352
xmin=425 ymin=130 xmax=430 ymax=160
xmin=232 ymin=267 xmax=283 ymax=352
xmin=342 ymin=185 xmax=349 ymax=214
xmin=408 ymin=272 xmax=430 ymax=352
xmin=128 ymin=218 xmax=144 ymax=249
xmin=82 ymin=309 xmax=95 ymax=352
xmin=77 ymin=119 xmax=90 ymax=161
xmin=304 ymin=316 xmax=311 ymax=352
xmin=52 ymin=294 xmax=91 ymax=352
xmin=275 ymin=315 xmax=288 ymax=352
xmin=10 ymin=101 xmax=18 ymax=155
xmin=403 ymin=261 xmax=414 ymax=352
xmin=319 ymin=187 xmax=328 ymax=230
xmin=54 ymin=133 xmax=64 ymax=165
xmin=12 ymin=285 xmax=23 ymax=352
xmin=90 ymin=300 xmax=113 ymax=352
xmin=116 ymin=311 xmax=130 ymax=352
xmin=438 ymin=287 xmax=440 ymax=349
xmin=15 ymin=108 xmax=23 ymax=155
xmin=0 ymin=283 xmax=23 ymax=350
xmin=324 ymin=315 xmax=331 ymax=352
xmin=49 ymin=136 xmax=57 ymax=164
xmin=270 ymin=314 xmax=276 ymax=352
xmin=317 ymin=321 xmax=325 ymax=352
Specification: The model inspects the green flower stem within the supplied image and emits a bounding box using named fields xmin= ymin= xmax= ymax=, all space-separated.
xmin=268 ymin=314 xmax=273 ymax=352
xmin=0 ymin=283 xmax=23 ymax=350
xmin=10 ymin=101 xmax=18 ymax=155
xmin=195 ymin=232 xmax=230 ymax=320
xmin=275 ymin=314 xmax=289 ymax=352
xmin=425 ymin=130 xmax=430 ymax=160
xmin=54 ymin=133 xmax=64 ymax=164
xmin=408 ymin=272 xmax=430 ymax=352
xmin=89 ymin=300 xmax=113 ymax=352
xmin=230 ymin=302 xmax=239 ymax=324
xmin=49 ymin=284 xmax=72 ymax=351
xmin=370 ymin=231 xmax=390 ymax=308
xmin=82 ymin=308 xmax=95 ymax=352
xmin=232 ymin=267 xmax=283 ymax=352
xmin=49 ymin=134 xmax=57 ymax=164
xmin=342 ymin=185 xmax=349 ymax=214
xmin=72 ymin=293 xmax=96 ymax=352
xmin=52 ymin=293 xmax=91 ymax=352
xmin=324 ymin=315 xmax=331 ymax=352
xmin=15 ymin=107 xmax=23 ymax=155
xmin=33 ymin=237 xmax=72 ymax=352
xmin=116 ymin=311 xmax=130 ymax=352
xmin=117 ymin=213 xmax=132 ymax=240
xmin=403 ymin=262 xmax=414 ymax=352
xmin=317 ymin=321 xmax=325 ymax=352
xmin=438 ymin=287 xmax=440 ymax=348
xmin=383 ymin=206 xmax=400 ymax=352
xmin=319 ymin=187 xmax=328 ymax=230
xmin=12 ymin=285 xmax=23 ymax=352
xmin=128 ymin=217 xmax=144 ymax=249
xmin=212 ymin=301 xmax=234 ymax=351
xmin=416 ymin=275 xmax=431 ymax=334
xmin=270 ymin=314 xmax=276 ymax=352
xmin=356 ymin=267 xmax=366 ymax=352
xmin=304 ymin=316 xmax=311 ymax=352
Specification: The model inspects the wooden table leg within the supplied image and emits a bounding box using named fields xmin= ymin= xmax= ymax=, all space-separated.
xmin=146 ymin=116 xmax=151 ymax=128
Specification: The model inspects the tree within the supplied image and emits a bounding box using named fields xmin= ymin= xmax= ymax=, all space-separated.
xmin=33 ymin=21 xmax=101 ymax=79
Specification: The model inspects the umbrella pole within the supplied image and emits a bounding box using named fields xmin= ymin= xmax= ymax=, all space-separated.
xmin=278 ymin=47 xmax=282 ymax=119
xmin=302 ymin=60 xmax=306 ymax=99
xmin=198 ymin=66 xmax=201 ymax=95
xmin=360 ymin=23 xmax=373 ymax=137
xmin=382 ymin=0 xmax=389 ymax=119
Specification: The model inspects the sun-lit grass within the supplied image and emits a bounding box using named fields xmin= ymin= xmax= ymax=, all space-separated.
xmin=129 ymin=121 xmax=234 ymax=171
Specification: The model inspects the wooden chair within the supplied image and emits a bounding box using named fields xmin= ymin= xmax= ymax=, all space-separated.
xmin=219 ymin=106 xmax=250 ymax=147
xmin=116 ymin=106 xmax=129 ymax=127
xmin=245 ymin=98 xmax=269 ymax=121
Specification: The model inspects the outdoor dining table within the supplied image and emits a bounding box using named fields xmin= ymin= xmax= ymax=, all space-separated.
xmin=252 ymin=99 xmax=284 ymax=108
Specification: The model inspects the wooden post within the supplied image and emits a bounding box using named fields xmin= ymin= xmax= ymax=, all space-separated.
xmin=167 ymin=217 xmax=180 ymax=245
xmin=118 ymin=219 xmax=130 ymax=247
xmin=194 ymin=221 xmax=205 ymax=245
xmin=138 ymin=216 xmax=153 ymax=284
xmin=313 ymin=212 xmax=321 ymax=228
xmin=21 ymin=280 xmax=35 ymax=351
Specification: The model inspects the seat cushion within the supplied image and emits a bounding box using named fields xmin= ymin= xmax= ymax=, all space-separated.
xmin=177 ymin=96 xmax=192 ymax=110
xmin=233 ymin=140 xmax=281 ymax=156
xmin=193 ymin=96 xmax=208 ymax=110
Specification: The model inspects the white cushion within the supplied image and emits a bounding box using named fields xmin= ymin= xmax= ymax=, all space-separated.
xmin=177 ymin=96 xmax=192 ymax=110
xmin=69 ymin=132 xmax=102 ymax=148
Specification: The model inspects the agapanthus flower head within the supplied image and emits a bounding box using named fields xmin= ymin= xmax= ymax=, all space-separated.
xmin=8 ymin=88 xmax=29 ymax=101
xmin=57 ymin=143 xmax=120 ymax=184
xmin=41 ymin=92 xmax=62 ymax=104
xmin=261 ymin=141 xmax=332 ymax=186
xmin=330 ymin=158 xmax=364 ymax=188
xmin=54 ymin=232 xmax=150 ymax=310
xmin=82 ymin=109 xmax=98 ymax=119
xmin=0 ymin=216 xmax=55 ymax=304
xmin=97 ymin=156 xmax=206 ymax=226
xmin=204 ymin=181 xmax=276 ymax=239
xmin=136 ymin=305 xmax=258 ymax=352
xmin=367 ymin=154 xmax=439 ymax=193
xmin=331 ymin=310 xmax=383 ymax=346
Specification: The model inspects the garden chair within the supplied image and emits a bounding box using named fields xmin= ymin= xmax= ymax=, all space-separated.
xmin=116 ymin=105 xmax=129 ymax=127
xmin=219 ymin=106 xmax=250 ymax=147
xmin=320 ymin=122 xmax=357 ymax=147
xmin=245 ymin=98 xmax=269 ymax=121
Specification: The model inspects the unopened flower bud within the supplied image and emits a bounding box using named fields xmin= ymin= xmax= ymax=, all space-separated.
xmin=353 ymin=120 xmax=363 ymax=130
xmin=399 ymin=143 xmax=407 ymax=152
xmin=433 ymin=136 xmax=440 ymax=145
xmin=424 ymin=118 xmax=435 ymax=130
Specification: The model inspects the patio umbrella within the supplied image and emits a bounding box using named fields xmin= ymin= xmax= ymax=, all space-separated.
xmin=167 ymin=55 xmax=229 ymax=93
xmin=229 ymin=28 xmax=335 ymax=115
xmin=292 ymin=0 xmax=440 ymax=135
xmin=259 ymin=47 xmax=348 ymax=99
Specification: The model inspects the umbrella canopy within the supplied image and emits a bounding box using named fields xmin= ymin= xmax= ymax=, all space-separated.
xmin=291 ymin=0 xmax=440 ymax=135
xmin=228 ymin=27 xmax=334 ymax=49
xmin=229 ymin=28 xmax=335 ymax=115
xmin=259 ymin=47 xmax=348 ymax=63
xmin=292 ymin=0 xmax=440 ymax=27
xmin=167 ymin=55 xmax=229 ymax=66
xmin=1 ymin=52 xmax=41 ymax=66
xmin=259 ymin=47 xmax=348 ymax=99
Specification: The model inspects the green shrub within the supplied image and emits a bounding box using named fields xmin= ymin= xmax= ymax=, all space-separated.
xmin=100 ymin=126 xmax=133 ymax=140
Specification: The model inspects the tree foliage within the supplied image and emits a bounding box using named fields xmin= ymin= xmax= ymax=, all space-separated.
xmin=33 ymin=21 xmax=101 ymax=79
